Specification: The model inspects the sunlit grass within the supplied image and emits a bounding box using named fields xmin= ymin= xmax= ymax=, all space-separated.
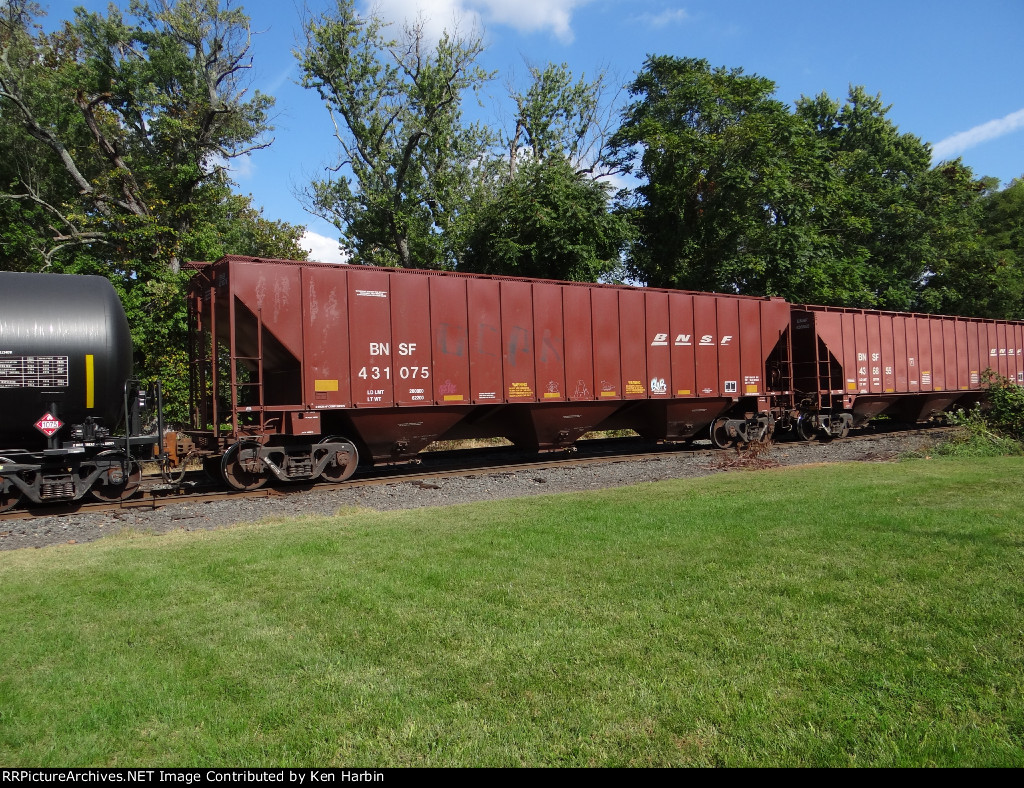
xmin=1 ymin=457 xmax=1022 ymax=766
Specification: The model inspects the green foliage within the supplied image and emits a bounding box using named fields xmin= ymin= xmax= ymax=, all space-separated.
xmin=506 ymin=61 xmax=621 ymax=177
xmin=981 ymin=178 xmax=1024 ymax=269
xmin=794 ymin=90 xmax=1000 ymax=313
xmin=0 ymin=0 xmax=275 ymax=273
xmin=610 ymin=56 xmax=823 ymax=295
xmin=461 ymin=156 xmax=632 ymax=281
xmin=947 ymin=177 xmax=1024 ymax=320
xmin=119 ymin=275 xmax=191 ymax=424
xmin=611 ymin=58 xmax=1001 ymax=313
xmin=459 ymin=62 xmax=630 ymax=281
xmin=184 ymin=191 xmax=309 ymax=263
xmin=932 ymin=407 xmax=1024 ymax=457
xmin=929 ymin=372 xmax=1024 ymax=457
xmin=980 ymin=370 xmax=1024 ymax=440
xmin=299 ymin=0 xmax=493 ymax=269
xmin=793 ymin=89 xmax=931 ymax=309
xmin=0 ymin=1 xmax=306 ymax=424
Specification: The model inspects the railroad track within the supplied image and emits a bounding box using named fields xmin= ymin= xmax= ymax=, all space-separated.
xmin=0 ymin=426 xmax=950 ymax=523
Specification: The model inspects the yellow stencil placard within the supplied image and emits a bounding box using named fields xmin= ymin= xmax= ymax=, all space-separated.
xmin=314 ymin=379 xmax=339 ymax=392
xmin=85 ymin=355 xmax=95 ymax=409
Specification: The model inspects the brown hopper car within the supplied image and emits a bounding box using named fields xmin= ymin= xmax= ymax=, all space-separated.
xmin=184 ymin=256 xmax=794 ymax=488
xmin=181 ymin=256 xmax=1024 ymax=491
xmin=790 ymin=306 xmax=1023 ymax=438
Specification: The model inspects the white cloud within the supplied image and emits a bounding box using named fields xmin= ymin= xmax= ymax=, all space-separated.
xmin=931 ymin=107 xmax=1024 ymax=162
xmin=301 ymin=230 xmax=349 ymax=264
xmin=229 ymin=153 xmax=254 ymax=180
xmin=264 ymin=65 xmax=294 ymax=96
xmin=369 ymin=0 xmax=479 ymax=42
xmin=633 ymin=8 xmax=689 ymax=28
xmin=473 ymin=0 xmax=583 ymax=42
xmin=366 ymin=0 xmax=590 ymax=43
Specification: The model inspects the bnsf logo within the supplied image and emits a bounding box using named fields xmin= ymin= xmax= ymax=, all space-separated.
xmin=651 ymin=333 xmax=733 ymax=347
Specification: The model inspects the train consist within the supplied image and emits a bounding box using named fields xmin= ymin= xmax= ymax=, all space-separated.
xmin=0 ymin=272 xmax=160 ymax=511
xmin=2 ymin=257 xmax=1022 ymax=508
xmin=177 ymin=255 xmax=1023 ymax=490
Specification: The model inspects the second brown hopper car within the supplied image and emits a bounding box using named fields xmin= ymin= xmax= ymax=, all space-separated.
xmin=180 ymin=256 xmax=1024 ymax=490
xmin=790 ymin=305 xmax=1023 ymax=438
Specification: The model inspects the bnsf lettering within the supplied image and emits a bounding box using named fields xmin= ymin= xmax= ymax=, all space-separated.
xmin=659 ymin=333 xmax=733 ymax=346
xmin=370 ymin=342 xmax=390 ymax=356
xmin=398 ymin=342 xmax=417 ymax=356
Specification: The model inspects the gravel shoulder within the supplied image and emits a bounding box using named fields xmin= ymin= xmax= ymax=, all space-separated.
xmin=0 ymin=430 xmax=943 ymax=552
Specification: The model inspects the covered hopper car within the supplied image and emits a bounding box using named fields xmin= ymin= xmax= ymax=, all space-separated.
xmin=179 ymin=256 xmax=1024 ymax=491
xmin=789 ymin=305 xmax=1022 ymax=437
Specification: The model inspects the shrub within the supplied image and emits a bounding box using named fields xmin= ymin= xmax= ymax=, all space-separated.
xmin=933 ymin=406 xmax=1024 ymax=457
xmin=926 ymin=371 xmax=1024 ymax=457
xmin=981 ymin=370 xmax=1024 ymax=440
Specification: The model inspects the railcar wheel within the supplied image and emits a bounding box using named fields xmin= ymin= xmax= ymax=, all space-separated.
xmin=710 ymin=417 xmax=735 ymax=449
xmin=221 ymin=441 xmax=268 ymax=491
xmin=795 ymin=416 xmax=817 ymax=442
xmin=317 ymin=437 xmax=359 ymax=483
xmin=0 ymin=458 xmax=24 ymax=513
xmin=89 ymin=450 xmax=142 ymax=502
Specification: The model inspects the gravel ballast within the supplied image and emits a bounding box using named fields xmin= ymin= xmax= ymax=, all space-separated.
xmin=0 ymin=430 xmax=943 ymax=552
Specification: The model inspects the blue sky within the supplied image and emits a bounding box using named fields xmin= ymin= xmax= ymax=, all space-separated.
xmin=49 ymin=1 xmax=1024 ymax=262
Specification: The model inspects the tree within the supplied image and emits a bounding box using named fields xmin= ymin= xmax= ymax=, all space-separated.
xmin=793 ymin=87 xmax=975 ymax=311
xmin=919 ymin=175 xmax=1024 ymax=320
xmin=299 ymin=0 xmax=493 ymax=269
xmin=975 ymin=177 xmax=1024 ymax=318
xmin=612 ymin=61 xmax=995 ymax=310
xmin=0 ymin=0 xmax=274 ymax=274
xmin=0 ymin=1 xmax=301 ymax=423
xmin=185 ymin=191 xmax=309 ymax=263
xmin=462 ymin=156 xmax=631 ymax=281
xmin=460 ymin=62 xmax=631 ymax=281
xmin=505 ymin=61 xmax=623 ymax=179
xmin=610 ymin=56 xmax=820 ymax=295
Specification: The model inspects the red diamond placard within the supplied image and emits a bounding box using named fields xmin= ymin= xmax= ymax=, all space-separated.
xmin=34 ymin=412 xmax=63 ymax=437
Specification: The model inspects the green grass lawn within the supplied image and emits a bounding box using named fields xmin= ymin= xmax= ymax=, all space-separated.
xmin=1 ymin=457 xmax=1022 ymax=767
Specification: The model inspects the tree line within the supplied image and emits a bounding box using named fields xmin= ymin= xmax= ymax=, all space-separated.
xmin=2 ymin=0 xmax=1022 ymax=420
